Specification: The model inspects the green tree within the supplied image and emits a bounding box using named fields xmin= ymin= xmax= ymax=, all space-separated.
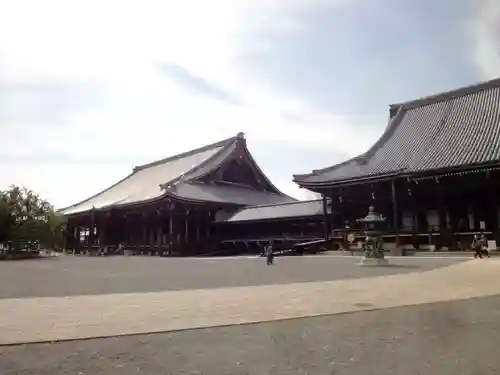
xmin=0 ymin=185 xmax=66 ymax=250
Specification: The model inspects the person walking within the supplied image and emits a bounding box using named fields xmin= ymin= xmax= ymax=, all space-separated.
xmin=265 ymin=241 xmax=275 ymax=265
xmin=480 ymin=233 xmax=491 ymax=258
xmin=472 ymin=235 xmax=483 ymax=259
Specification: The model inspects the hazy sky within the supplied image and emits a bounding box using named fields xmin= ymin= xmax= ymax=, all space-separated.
xmin=1 ymin=0 xmax=499 ymax=208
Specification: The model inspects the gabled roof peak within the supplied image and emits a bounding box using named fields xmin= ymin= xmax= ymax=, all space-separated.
xmin=59 ymin=132 xmax=292 ymax=215
xmin=133 ymin=134 xmax=242 ymax=172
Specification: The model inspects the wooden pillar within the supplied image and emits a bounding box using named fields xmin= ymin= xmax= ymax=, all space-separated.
xmin=149 ymin=224 xmax=155 ymax=247
xmin=322 ymin=193 xmax=330 ymax=240
xmin=407 ymin=181 xmax=417 ymax=249
xmin=435 ymin=178 xmax=449 ymax=249
xmin=122 ymin=214 xmax=128 ymax=246
xmin=206 ymin=211 xmax=212 ymax=238
xmin=338 ymin=188 xmax=345 ymax=230
xmin=391 ymin=179 xmax=400 ymax=247
xmin=89 ymin=207 xmax=96 ymax=250
xmin=142 ymin=213 xmax=148 ymax=247
xmin=486 ymin=170 xmax=499 ymax=241
xmin=196 ymin=214 xmax=201 ymax=242
xmin=75 ymin=226 xmax=81 ymax=251
xmin=157 ymin=219 xmax=163 ymax=249
xmin=168 ymin=215 xmax=173 ymax=240
xmin=63 ymin=223 xmax=70 ymax=251
xmin=409 ymin=184 xmax=418 ymax=233
xmin=122 ymin=214 xmax=132 ymax=247
xmin=129 ymin=214 xmax=134 ymax=245
xmin=97 ymin=215 xmax=105 ymax=249
xmin=132 ymin=214 xmax=138 ymax=245
xmin=447 ymin=185 xmax=460 ymax=246
xmin=436 ymin=179 xmax=444 ymax=232
xmin=184 ymin=209 xmax=190 ymax=243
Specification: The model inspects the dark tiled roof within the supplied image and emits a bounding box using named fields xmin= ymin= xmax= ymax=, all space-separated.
xmin=167 ymin=182 xmax=297 ymax=206
xmin=294 ymin=77 xmax=500 ymax=186
xmin=60 ymin=133 xmax=291 ymax=215
xmin=218 ymin=199 xmax=325 ymax=223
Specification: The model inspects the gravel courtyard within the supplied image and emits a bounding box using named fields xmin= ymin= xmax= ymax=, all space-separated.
xmin=0 ymin=255 xmax=464 ymax=299
xmin=2 ymin=255 xmax=492 ymax=375
xmin=2 ymin=294 xmax=499 ymax=375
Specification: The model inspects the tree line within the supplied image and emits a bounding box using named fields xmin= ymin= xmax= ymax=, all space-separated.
xmin=0 ymin=185 xmax=66 ymax=251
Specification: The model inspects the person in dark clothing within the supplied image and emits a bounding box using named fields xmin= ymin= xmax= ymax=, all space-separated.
xmin=473 ymin=235 xmax=483 ymax=259
xmin=480 ymin=234 xmax=491 ymax=258
xmin=265 ymin=241 xmax=274 ymax=265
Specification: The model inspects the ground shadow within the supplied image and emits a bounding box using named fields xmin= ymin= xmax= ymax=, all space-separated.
xmin=362 ymin=264 xmax=421 ymax=269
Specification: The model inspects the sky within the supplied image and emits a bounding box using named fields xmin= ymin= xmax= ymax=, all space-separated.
xmin=1 ymin=0 xmax=500 ymax=208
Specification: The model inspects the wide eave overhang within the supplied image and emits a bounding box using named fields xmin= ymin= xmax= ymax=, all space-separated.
xmin=294 ymin=77 xmax=500 ymax=190
xmin=295 ymin=162 xmax=500 ymax=190
xmin=60 ymin=132 xmax=295 ymax=217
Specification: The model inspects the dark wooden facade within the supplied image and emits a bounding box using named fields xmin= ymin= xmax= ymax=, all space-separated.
xmin=65 ymin=200 xmax=219 ymax=256
xmin=294 ymin=78 xmax=500 ymax=251
xmin=213 ymin=199 xmax=328 ymax=255
xmin=61 ymin=133 xmax=295 ymax=256
xmin=319 ymin=168 xmax=500 ymax=251
xmin=216 ymin=216 xmax=325 ymax=255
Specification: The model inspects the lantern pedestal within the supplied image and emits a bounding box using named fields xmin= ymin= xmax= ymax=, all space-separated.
xmin=357 ymin=205 xmax=389 ymax=267
xmin=359 ymin=257 xmax=389 ymax=266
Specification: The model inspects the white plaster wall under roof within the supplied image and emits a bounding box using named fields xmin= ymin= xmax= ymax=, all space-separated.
xmin=60 ymin=146 xmax=224 ymax=215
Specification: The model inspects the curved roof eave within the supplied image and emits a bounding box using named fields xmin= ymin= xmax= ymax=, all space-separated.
xmin=240 ymin=141 xmax=296 ymax=199
xmin=293 ymin=107 xmax=405 ymax=186
xmin=59 ymin=134 xmax=241 ymax=216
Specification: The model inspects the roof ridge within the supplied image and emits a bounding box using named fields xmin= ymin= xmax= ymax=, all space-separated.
xmin=292 ymin=156 xmax=359 ymax=180
xmin=182 ymin=135 xmax=295 ymax=200
xmin=175 ymin=141 xmax=239 ymax=185
xmin=294 ymin=80 xmax=477 ymax=183
xmin=293 ymin=110 xmax=402 ymax=180
xmin=133 ymin=133 xmax=242 ymax=172
xmin=60 ymin=133 xmax=243 ymax=214
xmin=193 ymin=180 xmax=286 ymax=193
xmin=241 ymin=138 xmax=293 ymax=198
xmin=294 ymin=77 xmax=500 ymax=187
xmin=58 ymin=171 xmax=136 ymax=213
xmin=238 ymin=199 xmax=322 ymax=210
xmin=390 ymin=76 xmax=500 ymax=110
xmin=357 ymin=104 xmax=407 ymax=164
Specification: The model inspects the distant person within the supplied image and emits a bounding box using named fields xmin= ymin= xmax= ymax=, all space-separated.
xmin=265 ymin=241 xmax=275 ymax=265
xmin=480 ymin=233 xmax=490 ymax=258
xmin=472 ymin=235 xmax=483 ymax=259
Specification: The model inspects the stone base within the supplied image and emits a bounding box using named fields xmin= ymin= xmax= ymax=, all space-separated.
xmin=359 ymin=257 xmax=389 ymax=267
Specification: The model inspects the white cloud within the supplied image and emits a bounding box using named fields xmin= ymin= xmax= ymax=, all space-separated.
xmin=0 ymin=0 xmax=371 ymax=207
xmin=469 ymin=0 xmax=500 ymax=79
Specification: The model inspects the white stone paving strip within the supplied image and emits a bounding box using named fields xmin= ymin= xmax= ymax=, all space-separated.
xmin=0 ymin=259 xmax=499 ymax=345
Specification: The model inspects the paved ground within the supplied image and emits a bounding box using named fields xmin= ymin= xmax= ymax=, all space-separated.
xmin=0 ymin=255 xmax=464 ymax=299
xmin=1 ymin=257 xmax=498 ymax=374
xmin=2 ymin=295 xmax=500 ymax=375
xmin=1 ymin=258 xmax=498 ymax=345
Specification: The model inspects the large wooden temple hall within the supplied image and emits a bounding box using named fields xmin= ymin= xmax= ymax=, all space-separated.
xmin=62 ymin=76 xmax=500 ymax=254
xmin=60 ymin=132 xmax=325 ymax=255
xmin=295 ymin=77 xmax=500 ymax=251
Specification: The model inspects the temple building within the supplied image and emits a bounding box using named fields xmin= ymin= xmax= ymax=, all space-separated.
xmin=293 ymin=77 xmax=500 ymax=251
xmin=215 ymin=199 xmax=328 ymax=253
xmin=60 ymin=132 xmax=298 ymax=255
xmin=62 ymin=77 xmax=500 ymax=255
